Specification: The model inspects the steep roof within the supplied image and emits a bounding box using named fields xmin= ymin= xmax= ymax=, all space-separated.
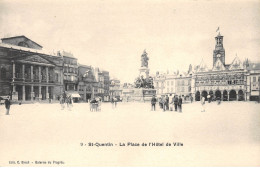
xmin=196 ymin=59 xmax=208 ymax=72
xmin=212 ymin=58 xmax=225 ymax=71
xmin=229 ymin=55 xmax=244 ymax=70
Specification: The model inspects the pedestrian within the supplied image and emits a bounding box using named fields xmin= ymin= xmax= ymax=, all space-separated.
xmin=113 ymin=97 xmax=117 ymax=108
xmin=178 ymin=96 xmax=182 ymax=113
xmin=97 ymin=97 xmax=102 ymax=111
xmin=207 ymin=94 xmax=211 ymax=103
xmin=67 ymin=95 xmax=73 ymax=111
xmin=190 ymin=96 xmax=193 ymax=103
xmin=201 ymin=96 xmax=206 ymax=112
xmin=165 ymin=95 xmax=169 ymax=111
xmin=169 ymin=95 xmax=174 ymax=111
xmin=161 ymin=95 xmax=166 ymax=112
xmin=111 ymin=97 xmax=114 ymax=108
xmin=217 ymin=97 xmax=221 ymax=105
xmin=4 ymin=96 xmax=11 ymax=115
xmin=158 ymin=97 xmax=162 ymax=109
xmin=60 ymin=95 xmax=65 ymax=110
xmin=174 ymin=95 xmax=178 ymax=112
xmin=151 ymin=95 xmax=157 ymax=111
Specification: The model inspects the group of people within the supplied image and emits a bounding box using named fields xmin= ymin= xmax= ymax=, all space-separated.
xmin=89 ymin=97 xmax=102 ymax=111
xmin=151 ymin=94 xmax=183 ymax=112
xmin=59 ymin=92 xmax=73 ymax=110
xmin=111 ymin=97 xmax=119 ymax=108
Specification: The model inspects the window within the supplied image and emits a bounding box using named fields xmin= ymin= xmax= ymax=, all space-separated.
xmin=18 ymin=41 xmax=29 ymax=48
xmin=253 ymin=77 xmax=256 ymax=82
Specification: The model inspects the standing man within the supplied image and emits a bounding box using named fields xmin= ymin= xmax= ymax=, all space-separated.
xmin=201 ymin=96 xmax=206 ymax=112
xmin=113 ymin=97 xmax=118 ymax=108
xmin=178 ymin=96 xmax=183 ymax=113
xmin=151 ymin=95 xmax=157 ymax=111
xmin=174 ymin=95 xmax=178 ymax=112
xmin=4 ymin=96 xmax=11 ymax=115
xmin=165 ymin=95 xmax=169 ymax=111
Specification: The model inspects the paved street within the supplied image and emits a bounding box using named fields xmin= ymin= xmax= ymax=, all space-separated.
xmin=0 ymin=101 xmax=259 ymax=166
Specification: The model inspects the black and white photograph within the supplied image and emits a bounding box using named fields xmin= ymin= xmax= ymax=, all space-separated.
xmin=0 ymin=0 xmax=260 ymax=167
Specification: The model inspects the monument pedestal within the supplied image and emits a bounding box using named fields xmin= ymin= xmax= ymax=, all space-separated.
xmin=133 ymin=88 xmax=156 ymax=102
xmin=139 ymin=67 xmax=150 ymax=78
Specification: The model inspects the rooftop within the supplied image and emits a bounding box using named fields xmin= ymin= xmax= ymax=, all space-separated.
xmin=1 ymin=35 xmax=43 ymax=48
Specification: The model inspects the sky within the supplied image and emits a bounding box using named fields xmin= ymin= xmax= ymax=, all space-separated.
xmin=0 ymin=0 xmax=259 ymax=83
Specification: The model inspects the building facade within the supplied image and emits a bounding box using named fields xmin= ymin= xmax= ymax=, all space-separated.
xmin=193 ymin=33 xmax=248 ymax=101
xmin=0 ymin=36 xmax=64 ymax=102
xmin=102 ymin=70 xmax=110 ymax=101
xmin=61 ymin=51 xmax=78 ymax=92
xmin=175 ymin=73 xmax=192 ymax=98
xmin=164 ymin=73 xmax=176 ymax=96
xmin=247 ymin=63 xmax=260 ymax=101
xmin=109 ymin=79 xmax=122 ymax=100
xmin=78 ymin=64 xmax=98 ymax=101
xmin=153 ymin=72 xmax=166 ymax=95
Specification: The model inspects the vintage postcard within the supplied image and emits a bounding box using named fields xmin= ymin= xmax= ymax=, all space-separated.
xmin=0 ymin=0 xmax=259 ymax=167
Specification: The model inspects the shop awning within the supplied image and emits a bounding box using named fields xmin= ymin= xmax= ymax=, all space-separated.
xmin=71 ymin=93 xmax=81 ymax=98
xmin=66 ymin=92 xmax=81 ymax=98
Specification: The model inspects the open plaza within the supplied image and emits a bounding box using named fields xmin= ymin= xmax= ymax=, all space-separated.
xmin=0 ymin=101 xmax=259 ymax=166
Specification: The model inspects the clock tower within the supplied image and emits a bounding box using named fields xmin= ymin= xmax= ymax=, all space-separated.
xmin=213 ymin=32 xmax=225 ymax=66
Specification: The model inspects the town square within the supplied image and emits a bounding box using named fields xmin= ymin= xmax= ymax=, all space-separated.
xmin=0 ymin=101 xmax=260 ymax=166
xmin=0 ymin=0 xmax=260 ymax=167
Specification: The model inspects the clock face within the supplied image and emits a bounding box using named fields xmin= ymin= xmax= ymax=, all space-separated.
xmin=217 ymin=53 xmax=221 ymax=58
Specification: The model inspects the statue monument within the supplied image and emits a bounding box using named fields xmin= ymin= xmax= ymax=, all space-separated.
xmin=133 ymin=50 xmax=156 ymax=102
xmin=141 ymin=49 xmax=149 ymax=68
xmin=138 ymin=49 xmax=150 ymax=79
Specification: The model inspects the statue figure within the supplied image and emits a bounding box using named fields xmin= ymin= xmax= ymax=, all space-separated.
xmin=134 ymin=75 xmax=154 ymax=89
xmin=141 ymin=49 xmax=149 ymax=68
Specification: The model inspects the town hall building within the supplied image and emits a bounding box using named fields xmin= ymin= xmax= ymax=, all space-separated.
xmin=192 ymin=32 xmax=249 ymax=101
